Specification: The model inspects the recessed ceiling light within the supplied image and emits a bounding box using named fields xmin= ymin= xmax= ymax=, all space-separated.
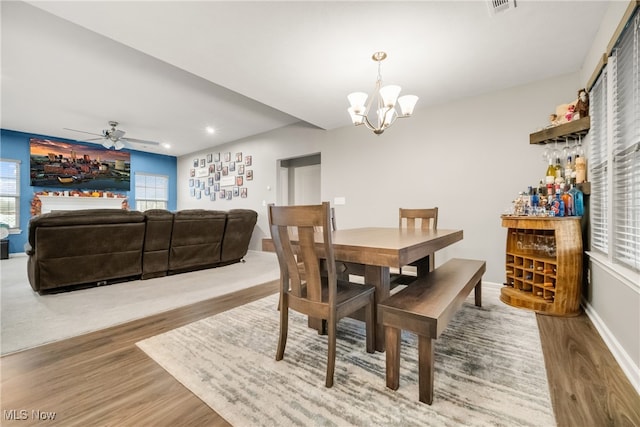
xmin=162 ymin=143 xmax=171 ymax=149
xmin=206 ymin=126 xmax=215 ymax=134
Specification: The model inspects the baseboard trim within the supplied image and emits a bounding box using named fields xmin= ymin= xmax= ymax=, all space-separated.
xmin=583 ymin=299 xmax=640 ymax=395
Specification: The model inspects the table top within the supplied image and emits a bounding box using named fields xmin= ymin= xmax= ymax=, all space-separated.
xmin=264 ymin=227 xmax=463 ymax=268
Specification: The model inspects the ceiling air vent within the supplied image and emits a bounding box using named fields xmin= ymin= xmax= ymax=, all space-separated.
xmin=487 ymin=0 xmax=517 ymax=17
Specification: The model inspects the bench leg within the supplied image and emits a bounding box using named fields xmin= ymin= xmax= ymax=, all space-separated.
xmin=384 ymin=326 xmax=401 ymax=390
xmin=474 ymin=279 xmax=482 ymax=307
xmin=418 ymin=335 xmax=434 ymax=405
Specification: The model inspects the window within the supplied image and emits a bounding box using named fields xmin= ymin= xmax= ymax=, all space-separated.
xmin=135 ymin=172 xmax=168 ymax=211
xmin=0 ymin=159 xmax=20 ymax=229
xmin=589 ymin=8 xmax=640 ymax=272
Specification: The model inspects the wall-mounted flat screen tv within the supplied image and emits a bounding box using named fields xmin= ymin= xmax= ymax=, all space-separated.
xmin=29 ymin=138 xmax=131 ymax=191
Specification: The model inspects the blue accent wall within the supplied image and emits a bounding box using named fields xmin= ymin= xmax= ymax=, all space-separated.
xmin=0 ymin=129 xmax=177 ymax=254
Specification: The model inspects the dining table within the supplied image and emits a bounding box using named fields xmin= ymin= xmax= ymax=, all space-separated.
xmin=262 ymin=227 xmax=464 ymax=351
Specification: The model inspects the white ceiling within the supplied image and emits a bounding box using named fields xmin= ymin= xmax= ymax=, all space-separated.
xmin=2 ymin=1 xmax=610 ymax=157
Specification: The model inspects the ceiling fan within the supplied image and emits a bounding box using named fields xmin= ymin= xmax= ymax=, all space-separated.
xmin=64 ymin=121 xmax=161 ymax=150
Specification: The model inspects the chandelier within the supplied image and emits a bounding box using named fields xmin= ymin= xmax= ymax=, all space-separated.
xmin=347 ymin=52 xmax=419 ymax=135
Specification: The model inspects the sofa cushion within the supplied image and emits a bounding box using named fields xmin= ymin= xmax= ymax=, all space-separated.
xmin=169 ymin=209 xmax=227 ymax=272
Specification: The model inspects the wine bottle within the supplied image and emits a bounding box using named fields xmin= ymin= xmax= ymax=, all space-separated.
xmin=554 ymin=157 xmax=563 ymax=182
xmin=545 ymin=158 xmax=555 ymax=185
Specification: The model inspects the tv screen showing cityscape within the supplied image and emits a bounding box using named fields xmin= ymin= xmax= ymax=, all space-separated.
xmin=29 ymin=138 xmax=131 ymax=191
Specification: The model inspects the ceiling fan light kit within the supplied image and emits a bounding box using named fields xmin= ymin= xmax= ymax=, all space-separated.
xmin=347 ymin=52 xmax=418 ymax=135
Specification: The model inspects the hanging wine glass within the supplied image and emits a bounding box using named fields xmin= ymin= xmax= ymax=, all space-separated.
xmin=542 ymin=144 xmax=550 ymax=162
xmin=576 ymin=134 xmax=585 ymax=157
xmin=563 ymin=137 xmax=571 ymax=160
xmin=551 ymin=141 xmax=560 ymax=162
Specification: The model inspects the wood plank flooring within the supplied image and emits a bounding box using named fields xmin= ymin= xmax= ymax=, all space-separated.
xmin=2 ymin=281 xmax=639 ymax=426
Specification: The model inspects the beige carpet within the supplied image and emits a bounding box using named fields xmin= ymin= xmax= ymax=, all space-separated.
xmin=137 ymin=284 xmax=555 ymax=427
xmin=0 ymin=250 xmax=280 ymax=355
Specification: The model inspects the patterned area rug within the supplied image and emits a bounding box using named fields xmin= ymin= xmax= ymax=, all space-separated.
xmin=137 ymin=285 xmax=555 ymax=426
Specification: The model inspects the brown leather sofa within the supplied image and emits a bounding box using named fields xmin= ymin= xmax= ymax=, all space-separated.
xmin=25 ymin=208 xmax=258 ymax=293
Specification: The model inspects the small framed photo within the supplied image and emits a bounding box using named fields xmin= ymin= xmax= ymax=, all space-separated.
xmin=200 ymin=159 xmax=206 ymax=168
xmin=245 ymin=155 xmax=252 ymax=166
xmin=216 ymin=162 xmax=222 ymax=171
xmin=193 ymin=158 xmax=199 ymax=168
xmin=235 ymin=152 xmax=242 ymax=162
xmin=204 ymin=187 xmax=210 ymax=196
xmin=246 ymin=169 xmax=253 ymax=180
xmin=190 ymin=169 xmax=195 ymax=177
xmin=210 ymin=193 xmax=216 ymax=201
xmin=214 ymin=152 xmax=220 ymax=162
xmin=214 ymin=171 xmax=220 ymax=181
xmin=220 ymin=189 xmax=226 ymax=198
xmin=236 ymin=176 xmax=243 ymax=186
xmin=227 ymin=191 xmax=233 ymax=200
xmin=190 ymin=188 xmax=196 ymax=197
xmin=222 ymin=166 xmax=228 ymax=176
xmin=189 ymin=179 xmax=194 ymax=187
xmin=229 ymin=162 xmax=235 ymax=172
xmin=241 ymin=187 xmax=248 ymax=198
xmin=214 ymin=183 xmax=220 ymax=192
xmin=209 ymin=165 xmax=215 ymax=174
xmin=208 ymin=177 xmax=214 ymax=186
xmin=195 ymin=179 xmax=200 ymax=187
xmin=196 ymin=190 xmax=202 ymax=200
xmin=238 ymin=164 xmax=245 ymax=175
xmin=224 ymin=152 xmax=231 ymax=162
xmin=233 ymin=186 xmax=239 ymax=197
xmin=207 ymin=153 xmax=213 ymax=163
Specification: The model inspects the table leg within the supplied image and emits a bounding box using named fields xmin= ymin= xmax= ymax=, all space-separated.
xmin=365 ymin=264 xmax=390 ymax=352
xmin=414 ymin=255 xmax=432 ymax=277
xmin=418 ymin=335 xmax=434 ymax=405
xmin=385 ymin=326 xmax=401 ymax=390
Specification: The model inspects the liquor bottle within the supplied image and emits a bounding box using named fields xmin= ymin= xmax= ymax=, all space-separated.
xmin=562 ymin=188 xmax=573 ymax=216
xmin=569 ymin=185 xmax=584 ymax=216
xmin=545 ymin=159 xmax=556 ymax=185
xmin=575 ymin=155 xmax=586 ymax=183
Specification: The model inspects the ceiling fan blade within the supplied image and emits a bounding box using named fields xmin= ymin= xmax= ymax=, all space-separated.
xmin=101 ymin=140 xmax=114 ymax=149
xmin=120 ymin=137 xmax=160 ymax=145
xmin=63 ymin=127 xmax=103 ymax=137
xmin=83 ymin=137 xmax=106 ymax=141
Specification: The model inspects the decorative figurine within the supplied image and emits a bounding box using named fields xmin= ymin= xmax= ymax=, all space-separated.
xmin=575 ymin=88 xmax=589 ymax=118
xmin=565 ymin=104 xmax=575 ymax=122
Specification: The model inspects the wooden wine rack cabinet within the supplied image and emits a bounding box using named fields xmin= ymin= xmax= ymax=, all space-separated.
xmin=500 ymin=216 xmax=582 ymax=316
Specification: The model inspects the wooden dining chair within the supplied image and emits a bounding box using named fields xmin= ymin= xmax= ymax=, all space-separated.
xmin=397 ymin=207 xmax=439 ymax=280
xmin=268 ymin=202 xmax=376 ymax=387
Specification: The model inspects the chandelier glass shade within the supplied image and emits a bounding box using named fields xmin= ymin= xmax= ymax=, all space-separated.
xmin=347 ymin=52 xmax=418 ymax=135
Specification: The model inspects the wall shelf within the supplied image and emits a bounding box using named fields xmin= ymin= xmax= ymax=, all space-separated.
xmin=530 ymin=116 xmax=590 ymax=145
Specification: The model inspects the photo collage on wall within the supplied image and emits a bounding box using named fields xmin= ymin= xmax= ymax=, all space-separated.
xmin=189 ymin=152 xmax=253 ymax=202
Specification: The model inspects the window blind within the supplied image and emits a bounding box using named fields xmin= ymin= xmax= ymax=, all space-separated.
xmin=589 ymin=70 xmax=608 ymax=254
xmin=611 ymin=10 xmax=640 ymax=271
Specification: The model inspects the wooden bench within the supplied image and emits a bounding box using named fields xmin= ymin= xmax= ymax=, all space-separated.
xmin=378 ymin=258 xmax=486 ymax=404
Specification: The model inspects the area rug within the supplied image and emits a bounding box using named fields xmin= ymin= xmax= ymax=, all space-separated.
xmin=1 ymin=250 xmax=280 ymax=355
xmin=137 ymin=284 xmax=555 ymax=426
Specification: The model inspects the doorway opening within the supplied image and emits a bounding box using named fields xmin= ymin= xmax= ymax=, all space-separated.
xmin=277 ymin=153 xmax=321 ymax=206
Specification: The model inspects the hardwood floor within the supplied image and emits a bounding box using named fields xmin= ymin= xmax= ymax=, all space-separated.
xmin=2 ymin=281 xmax=639 ymax=426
